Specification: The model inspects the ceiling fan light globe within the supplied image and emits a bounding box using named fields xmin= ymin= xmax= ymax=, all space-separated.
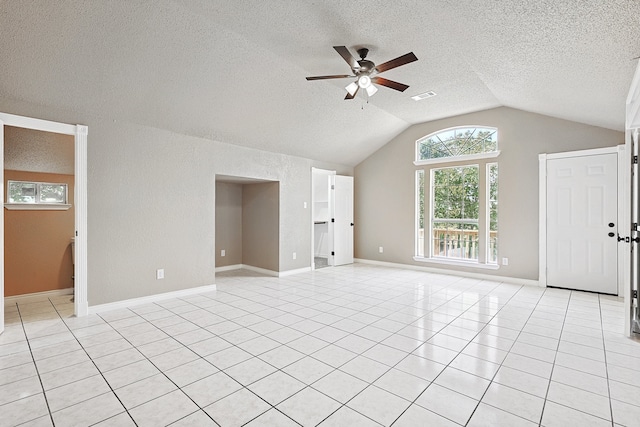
xmin=345 ymin=82 xmax=358 ymax=96
xmin=357 ymin=75 xmax=372 ymax=89
xmin=365 ymin=84 xmax=378 ymax=97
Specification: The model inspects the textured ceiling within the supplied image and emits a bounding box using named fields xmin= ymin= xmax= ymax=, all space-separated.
xmin=4 ymin=126 xmax=74 ymax=175
xmin=0 ymin=1 xmax=638 ymax=166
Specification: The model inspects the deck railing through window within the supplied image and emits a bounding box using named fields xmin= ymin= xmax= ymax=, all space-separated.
xmin=417 ymin=229 xmax=498 ymax=263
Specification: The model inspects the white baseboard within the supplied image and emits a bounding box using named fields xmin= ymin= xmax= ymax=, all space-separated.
xmin=354 ymin=258 xmax=542 ymax=287
xmin=88 ymin=284 xmax=217 ymax=314
xmin=215 ymin=264 xmax=243 ymax=273
xmin=242 ymin=265 xmax=279 ymax=277
xmin=5 ymin=287 xmax=74 ymax=303
xmin=216 ymin=264 xmax=311 ymax=278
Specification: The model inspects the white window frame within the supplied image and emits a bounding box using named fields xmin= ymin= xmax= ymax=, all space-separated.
xmin=413 ymin=126 xmax=499 ymax=269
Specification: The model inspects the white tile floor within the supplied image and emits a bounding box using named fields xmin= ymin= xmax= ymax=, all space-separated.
xmin=1 ymin=264 xmax=639 ymax=426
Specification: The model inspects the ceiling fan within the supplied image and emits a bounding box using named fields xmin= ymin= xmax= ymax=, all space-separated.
xmin=306 ymin=46 xmax=418 ymax=100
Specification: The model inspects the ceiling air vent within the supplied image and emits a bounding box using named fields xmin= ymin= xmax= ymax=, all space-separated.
xmin=411 ymin=91 xmax=437 ymax=101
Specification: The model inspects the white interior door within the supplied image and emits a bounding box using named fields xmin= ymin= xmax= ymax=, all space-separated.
xmin=331 ymin=175 xmax=354 ymax=266
xmin=547 ymin=153 xmax=618 ymax=294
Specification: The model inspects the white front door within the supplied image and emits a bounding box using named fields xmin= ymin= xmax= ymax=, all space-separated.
xmin=331 ymin=175 xmax=354 ymax=266
xmin=547 ymin=153 xmax=618 ymax=294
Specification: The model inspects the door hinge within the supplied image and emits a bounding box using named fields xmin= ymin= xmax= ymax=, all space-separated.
xmin=634 ymin=290 xmax=638 ymax=299
xmin=331 ymin=185 xmax=335 ymax=190
xmin=634 ymin=156 xmax=639 ymax=164
xmin=634 ymin=223 xmax=638 ymax=232
xmin=331 ymin=218 xmax=335 ymax=223
xmin=331 ymin=251 xmax=335 ymax=256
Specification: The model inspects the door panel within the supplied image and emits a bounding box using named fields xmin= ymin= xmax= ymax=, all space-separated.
xmin=332 ymin=175 xmax=354 ymax=266
xmin=547 ymin=153 xmax=618 ymax=294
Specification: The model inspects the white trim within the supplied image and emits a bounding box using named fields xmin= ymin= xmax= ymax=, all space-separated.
xmin=356 ymin=258 xmax=541 ymax=287
xmin=618 ymin=144 xmax=629 ymax=299
xmin=5 ymin=203 xmax=72 ymax=210
xmin=0 ymin=112 xmax=89 ymax=321
xmin=414 ymin=151 xmax=500 ymax=166
xmin=279 ymin=266 xmax=312 ymax=277
xmin=215 ymin=264 xmax=243 ymax=273
xmin=242 ymin=265 xmax=279 ymax=277
xmin=0 ymin=113 xmax=76 ymax=135
xmin=413 ymin=256 xmax=500 ymax=270
xmin=626 ymin=59 xmax=640 ymax=129
xmin=539 ymin=146 xmax=625 ymax=295
xmin=88 ymin=284 xmax=217 ymax=314
xmin=538 ymin=153 xmax=548 ymax=287
xmin=215 ymin=263 xmax=311 ymax=277
xmin=74 ymin=124 xmax=88 ymax=317
xmin=4 ymin=288 xmax=74 ymax=304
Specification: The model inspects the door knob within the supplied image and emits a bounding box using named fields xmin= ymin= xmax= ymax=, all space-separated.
xmin=608 ymin=232 xmax=615 ymax=237
xmin=608 ymin=223 xmax=615 ymax=227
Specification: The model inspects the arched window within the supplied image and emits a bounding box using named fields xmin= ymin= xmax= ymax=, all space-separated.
xmin=415 ymin=126 xmax=499 ymax=267
xmin=416 ymin=126 xmax=498 ymax=163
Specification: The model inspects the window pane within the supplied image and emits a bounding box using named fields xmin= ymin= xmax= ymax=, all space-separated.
xmin=418 ymin=127 xmax=498 ymax=161
xmin=8 ymin=181 xmax=36 ymax=203
xmin=39 ymin=184 xmax=67 ymax=204
xmin=432 ymin=165 xmax=479 ymax=261
xmin=416 ymin=170 xmax=424 ymax=257
xmin=488 ymin=163 xmax=498 ymax=264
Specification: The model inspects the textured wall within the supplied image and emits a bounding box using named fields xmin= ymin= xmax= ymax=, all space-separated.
xmin=4 ymin=170 xmax=75 ymax=296
xmin=214 ymin=182 xmax=243 ymax=268
xmin=242 ymin=182 xmax=279 ymax=271
xmin=354 ymin=107 xmax=624 ymax=281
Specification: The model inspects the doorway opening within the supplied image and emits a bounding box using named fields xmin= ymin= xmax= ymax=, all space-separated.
xmin=311 ymin=168 xmax=354 ymax=270
xmin=214 ymin=175 xmax=280 ymax=277
xmin=4 ymin=127 xmax=75 ymax=301
xmin=0 ymin=112 xmax=87 ymax=335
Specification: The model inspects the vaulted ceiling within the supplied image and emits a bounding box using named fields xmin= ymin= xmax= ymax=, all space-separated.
xmin=1 ymin=1 xmax=638 ymax=166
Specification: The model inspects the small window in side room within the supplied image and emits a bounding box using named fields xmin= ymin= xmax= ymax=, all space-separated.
xmin=6 ymin=180 xmax=69 ymax=210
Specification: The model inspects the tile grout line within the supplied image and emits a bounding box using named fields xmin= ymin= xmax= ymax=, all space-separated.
xmin=15 ymin=300 xmax=56 ymax=427
xmin=536 ymin=289 xmax=571 ymax=427
xmin=48 ymin=297 xmax=139 ymax=427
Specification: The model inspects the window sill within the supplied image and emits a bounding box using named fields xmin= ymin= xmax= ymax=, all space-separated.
xmin=413 ymin=256 xmax=500 ymax=270
xmin=5 ymin=203 xmax=72 ymax=211
xmin=414 ymin=150 xmax=500 ymax=166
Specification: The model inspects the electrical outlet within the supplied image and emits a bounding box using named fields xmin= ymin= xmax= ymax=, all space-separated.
xmin=221 ymin=249 xmax=225 ymax=257
xmin=379 ymin=246 xmax=384 ymax=253
xmin=156 ymin=269 xmax=164 ymax=279
xmin=293 ymin=252 xmax=297 ymax=260
xmin=502 ymin=257 xmax=509 ymax=266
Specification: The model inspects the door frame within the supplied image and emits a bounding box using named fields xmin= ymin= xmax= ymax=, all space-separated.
xmin=538 ymin=145 xmax=628 ymax=295
xmin=0 ymin=112 xmax=88 ymax=331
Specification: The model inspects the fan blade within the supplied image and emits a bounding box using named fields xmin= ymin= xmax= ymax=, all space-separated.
xmin=334 ymin=46 xmax=359 ymax=70
xmin=345 ymin=86 xmax=359 ymax=100
xmin=306 ymin=74 xmax=354 ymax=81
xmin=374 ymin=52 xmax=418 ymax=73
xmin=371 ymin=77 xmax=410 ymax=92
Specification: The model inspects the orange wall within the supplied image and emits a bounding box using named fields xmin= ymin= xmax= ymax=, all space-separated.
xmin=4 ymin=170 xmax=75 ymax=296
